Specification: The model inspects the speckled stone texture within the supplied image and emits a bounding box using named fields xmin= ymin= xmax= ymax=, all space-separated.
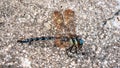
xmin=0 ymin=0 xmax=120 ymax=68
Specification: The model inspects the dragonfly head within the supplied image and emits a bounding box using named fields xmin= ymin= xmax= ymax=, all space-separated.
xmin=78 ymin=39 xmax=84 ymax=45
xmin=76 ymin=36 xmax=84 ymax=45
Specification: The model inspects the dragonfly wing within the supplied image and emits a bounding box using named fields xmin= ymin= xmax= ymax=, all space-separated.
xmin=63 ymin=9 xmax=75 ymax=34
xmin=53 ymin=11 xmax=64 ymax=33
xmin=54 ymin=34 xmax=69 ymax=48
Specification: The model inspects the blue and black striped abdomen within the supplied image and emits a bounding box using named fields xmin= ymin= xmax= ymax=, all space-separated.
xmin=17 ymin=36 xmax=55 ymax=43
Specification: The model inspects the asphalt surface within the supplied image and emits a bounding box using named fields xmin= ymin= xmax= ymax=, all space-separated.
xmin=0 ymin=0 xmax=120 ymax=68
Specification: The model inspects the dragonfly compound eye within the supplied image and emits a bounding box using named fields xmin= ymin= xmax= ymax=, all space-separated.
xmin=79 ymin=39 xmax=84 ymax=45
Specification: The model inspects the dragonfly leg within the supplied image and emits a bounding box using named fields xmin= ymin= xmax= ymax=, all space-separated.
xmin=66 ymin=45 xmax=74 ymax=57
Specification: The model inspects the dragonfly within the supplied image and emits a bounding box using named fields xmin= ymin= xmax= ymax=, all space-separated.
xmin=17 ymin=9 xmax=84 ymax=57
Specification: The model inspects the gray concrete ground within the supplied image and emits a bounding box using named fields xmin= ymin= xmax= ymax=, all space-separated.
xmin=0 ymin=0 xmax=120 ymax=68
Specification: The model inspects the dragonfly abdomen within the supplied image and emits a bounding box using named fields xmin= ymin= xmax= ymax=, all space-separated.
xmin=17 ymin=36 xmax=55 ymax=43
